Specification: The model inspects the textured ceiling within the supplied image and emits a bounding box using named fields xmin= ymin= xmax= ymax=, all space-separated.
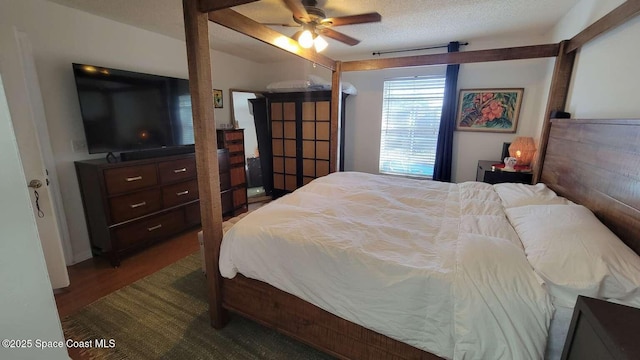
xmin=46 ymin=0 xmax=582 ymax=63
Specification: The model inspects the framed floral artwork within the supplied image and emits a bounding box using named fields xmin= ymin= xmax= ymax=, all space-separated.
xmin=456 ymin=88 xmax=524 ymax=133
xmin=213 ymin=89 xmax=223 ymax=108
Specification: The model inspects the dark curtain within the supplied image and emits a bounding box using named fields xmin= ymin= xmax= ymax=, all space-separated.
xmin=432 ymin=41 xmax=460 ymax=182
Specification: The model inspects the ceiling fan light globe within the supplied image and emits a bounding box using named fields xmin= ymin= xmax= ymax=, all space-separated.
xmin=298 ymin=30 xmax=314 ymax=48
xmin=314 ymin=35 xmax=328 ymax=52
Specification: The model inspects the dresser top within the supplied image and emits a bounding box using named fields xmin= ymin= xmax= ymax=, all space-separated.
xmin=576 ymin=296 xmax=640 ymax=358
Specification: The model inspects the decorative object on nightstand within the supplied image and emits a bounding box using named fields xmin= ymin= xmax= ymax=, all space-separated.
xmin=509 ymin=136 xmax=536 ymax=166
xmin=476 ymin=160 xmax=533 ymax=184
xmin=562 ymin=296 xmax=640 ymax=359
xmin=503 ymin=156 xmax=518 ymax=170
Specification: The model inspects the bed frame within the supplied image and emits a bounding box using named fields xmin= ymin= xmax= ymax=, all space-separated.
xmin=181 ymin=1 xmax=640 ymax=359
xmin=541 ymin=119 xmax=640 ymax=255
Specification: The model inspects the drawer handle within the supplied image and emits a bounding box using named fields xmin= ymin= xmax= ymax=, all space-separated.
xmin=126 ymin=176 xmax=143 ymax=182
xmin=130 ymin=201 xmax=147 ymax=209
xmin=147 ymin=224 xmax=162 ymax=232
xmin=176 ymin=190 xmax=189 ymax=196
xmin=173 ymin=168 xmax=187 ymax=173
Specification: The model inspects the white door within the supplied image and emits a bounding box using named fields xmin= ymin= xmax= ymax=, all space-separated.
xmin=0 ymin=25 xmax=70 ymax=289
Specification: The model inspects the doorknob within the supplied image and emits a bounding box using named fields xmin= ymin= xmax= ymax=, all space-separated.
xmin=28 ymin=179 xmax=43 ymax=188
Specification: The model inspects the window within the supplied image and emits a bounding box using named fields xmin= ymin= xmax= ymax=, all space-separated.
xmin=379 ymin=76 xmax=446 ymax=178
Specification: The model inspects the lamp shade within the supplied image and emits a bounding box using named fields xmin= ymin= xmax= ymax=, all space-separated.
xmin=298 ymin=29 xmax=314 ymax=48
xmin=508 ymin=136 xmax=536 ymax=166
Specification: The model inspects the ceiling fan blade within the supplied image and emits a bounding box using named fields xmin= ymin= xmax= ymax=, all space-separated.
xmin=318 ymin=28 xmax=360 ymax=46
xmin=321 ymin=12 xmax=382 ymax=27
xmin=262 ymin=22 xmax=301 ymax=27
xmin=282 ymin=0 xmax=310 ymax=22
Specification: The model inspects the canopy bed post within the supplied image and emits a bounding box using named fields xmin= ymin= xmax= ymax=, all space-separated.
xmin=532 ymin=40 xmax=576 ymax=183
xmin=330 ymin=61 xmax=343 ymax=172
xmin=533 ymin=0 xmax=640 ymax=183
xmin=182 ymin=0 xmax=227 ymax=328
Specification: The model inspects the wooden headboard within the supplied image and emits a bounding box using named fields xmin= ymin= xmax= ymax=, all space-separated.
xmin=540 ymin=119 xmax=640 ymax=255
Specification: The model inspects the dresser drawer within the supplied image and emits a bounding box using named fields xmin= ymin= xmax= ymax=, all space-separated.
xmin=230 ymin=166 xmax=246 ymax=185
xmin=227 ymin=142 xmax=244 ymax=153
xmin=233 ymin=188 xmax=247 ymax=208
xmin=158 ymin=157 xmax=197 ymax=184
xmin=104 ymin=164 xmax=157 ymax=195
xmin=229 ymin=153 xmax=244 ymax=166
xmin=113 ymin=210 xmax=185 ymax=250
xmin=184 ymin=202 xmax=201 ymax=227
xmin=224 ymin=130 xmax=244 ymax=141
xmin=109 ymin=189 xmax=162 ymax=224
xmin=163 ymin=179 xmax=199 ymax=208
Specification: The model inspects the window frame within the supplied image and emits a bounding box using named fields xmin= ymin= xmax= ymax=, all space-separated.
xmin=379 ymin=75 xmax=446 ymax=179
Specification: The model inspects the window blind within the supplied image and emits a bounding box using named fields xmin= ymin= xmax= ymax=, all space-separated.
xmin=379 ymin=76 xmax=446 ymax=178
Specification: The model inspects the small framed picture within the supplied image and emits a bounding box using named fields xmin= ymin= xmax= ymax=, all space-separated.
xmin=213 ymin=89 xmax=223 ymax=108
xmin=456 ymin=88 xmax=523 ymax=133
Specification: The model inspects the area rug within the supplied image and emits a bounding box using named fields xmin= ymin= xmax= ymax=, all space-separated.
xmin=61 ymin=252 xmax=333 ymax=360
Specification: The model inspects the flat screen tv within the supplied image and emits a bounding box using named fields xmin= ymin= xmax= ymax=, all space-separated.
xmin=72 ymin=63 xmax=194 ymax=155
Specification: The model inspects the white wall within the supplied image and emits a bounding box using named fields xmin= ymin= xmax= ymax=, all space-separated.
xmin=453 ymin=57 xmax=552 ymax=181
xmin=341 ymin=66 xmax=446 ymax=174
xmin=1 ymin=0 xmax=266 ymax=263
xmin=550 ymin=0 xmax=639 ymax=118
xmin=261 ymin=34 xmax=552 ymax=182
xmin=0 ymin=75 xmax=67 ymax=360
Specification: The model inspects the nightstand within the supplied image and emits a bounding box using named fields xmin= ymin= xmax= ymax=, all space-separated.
xmin=475 ymin=160 xmax=533 ymax=184
xmin=562 ymin=296 xmax=640 ymax=359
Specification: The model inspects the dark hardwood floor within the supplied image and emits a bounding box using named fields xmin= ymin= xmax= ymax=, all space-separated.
xmin=54 ymin=228 xmax=200 ymax=359
xmin=54 ymin=228 xmax=201 ymax=319
xmin=54 ymin=202 xmax=267 ymax=359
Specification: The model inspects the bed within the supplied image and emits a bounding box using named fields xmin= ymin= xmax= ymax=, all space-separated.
xmin=221 ymin=172 xmax=554 ymax=359
xmin=213 ymin=119 xmax=640 ymax=359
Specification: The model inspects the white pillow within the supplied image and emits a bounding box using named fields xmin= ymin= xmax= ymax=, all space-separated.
xmin=494 ymin=183 xmax=571 ymax=208
xmin=266 ymin=79 xmax=311 ymax=92
xmin=506 ymin=204 xmax=640 ymax=308
xmin=307 ymin=74 xmax=358 ymax=95
xmin=307 ymin=74 xmax=331 ymax=87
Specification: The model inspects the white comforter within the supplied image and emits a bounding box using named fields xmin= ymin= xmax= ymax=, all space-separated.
xmin=220 ymin=172 xmax=553 ymax=359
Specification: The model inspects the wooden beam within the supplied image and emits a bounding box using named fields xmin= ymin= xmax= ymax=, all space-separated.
xmin=182 ymin=0 xmax=227 ymax=328
xmin=567 ymin=0 xmax=640 ymax=53
xmin=342 ymin=44 xmax=560 ymax=72
xmin=198 ymin=0 xmax=258 ymax=13
xmin=330 ymin=61 xmax=343 ymax=173
xmin=208 ymin=9 xmax=336 ymax=70
xmin=532 ymin=40 xmax=576 ymax=183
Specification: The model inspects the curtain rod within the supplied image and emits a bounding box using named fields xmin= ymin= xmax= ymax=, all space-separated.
xmin=372 ymin=42 xmax=469 ymax=56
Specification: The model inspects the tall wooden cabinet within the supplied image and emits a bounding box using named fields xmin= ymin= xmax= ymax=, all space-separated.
xmin=216 ymin=129 xmax=248 ymax=215
xmin=266 ymin=91 xmax=347 ymax=196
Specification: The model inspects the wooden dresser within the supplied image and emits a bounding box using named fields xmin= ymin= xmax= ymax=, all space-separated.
xmin=75 ymin=150 xmax=230 ymax=266
xmin=217 ymin=129 xmax=248 ymax=216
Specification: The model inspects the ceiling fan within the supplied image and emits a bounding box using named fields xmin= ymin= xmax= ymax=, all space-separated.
xmin=267 ymin=0 xmax=382 ymax=51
